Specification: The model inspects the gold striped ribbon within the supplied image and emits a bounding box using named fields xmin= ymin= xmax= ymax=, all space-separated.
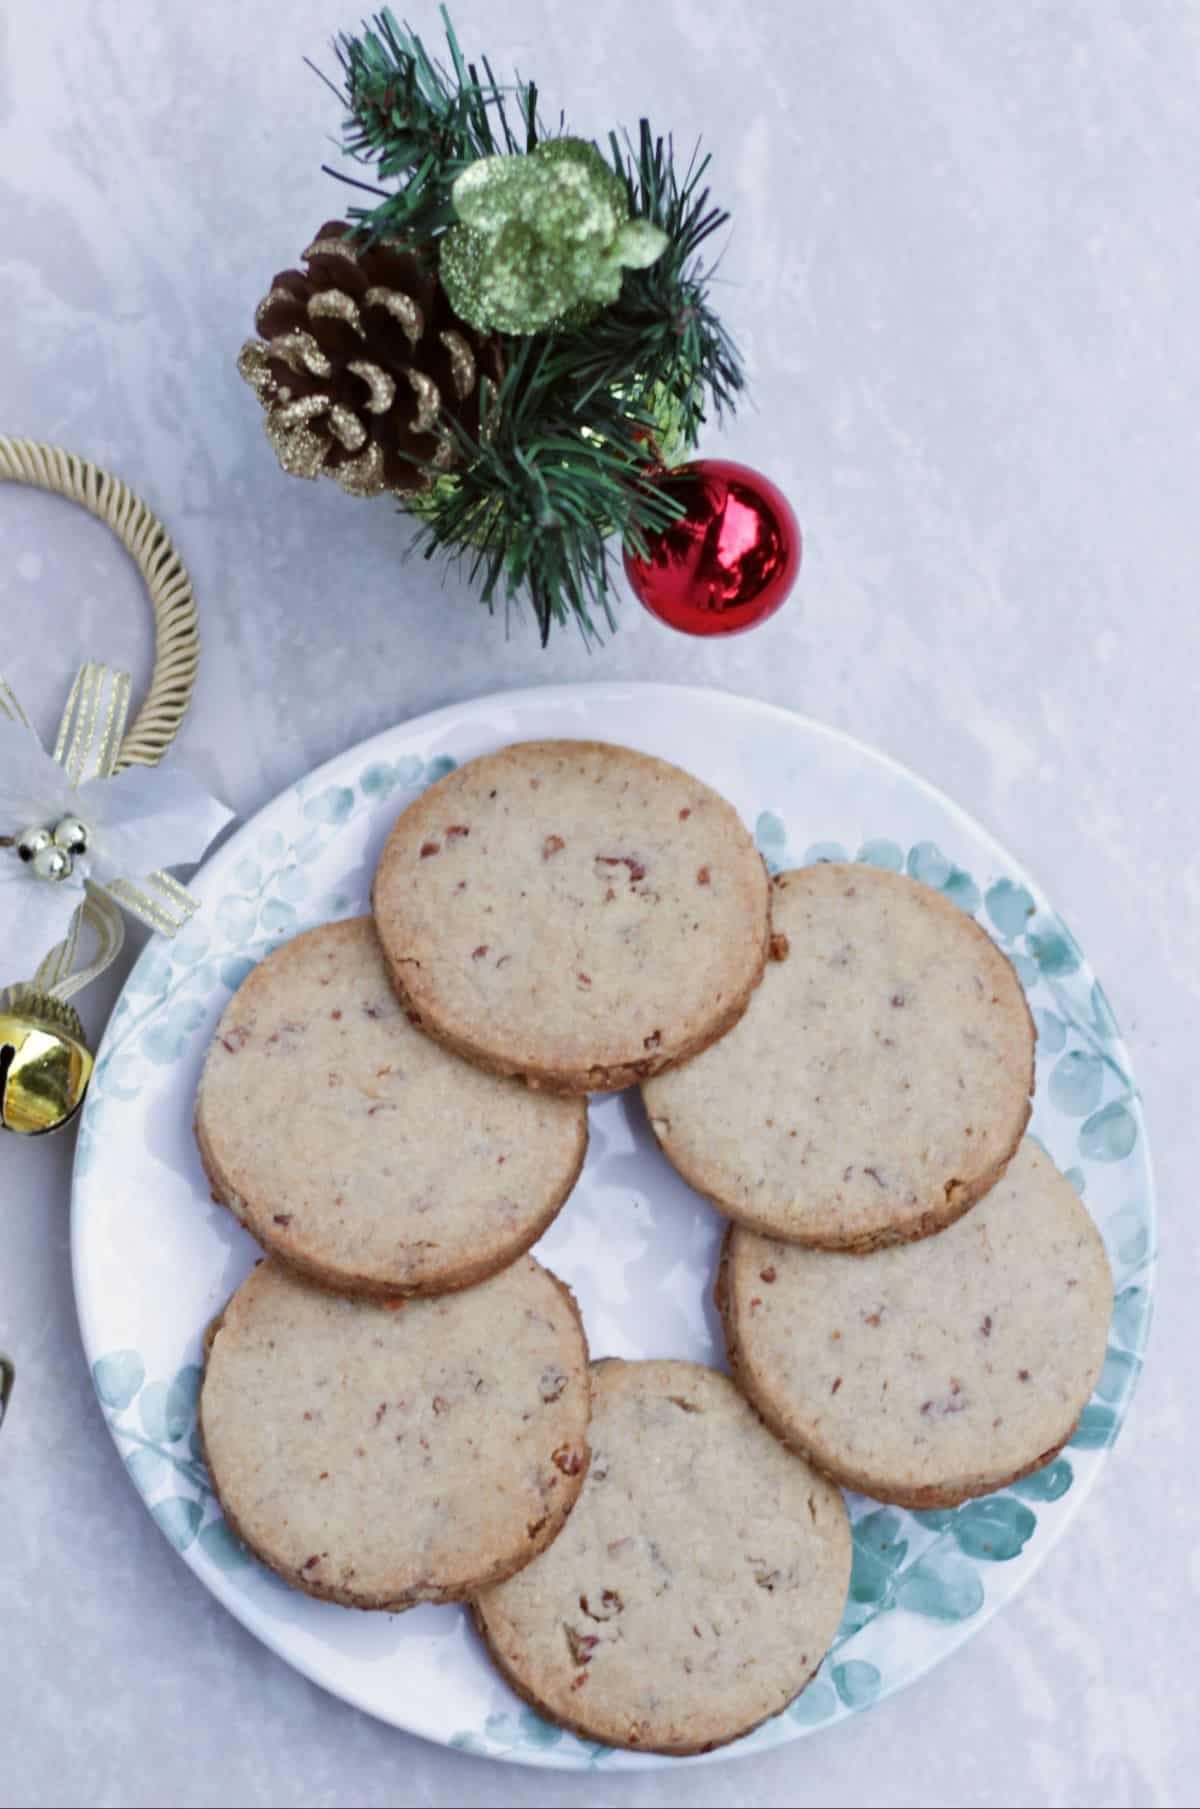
xmin=53 ymin=661 xmax=133 ymax=785
xmin=0 ymin=675 xmax=30 ymax=729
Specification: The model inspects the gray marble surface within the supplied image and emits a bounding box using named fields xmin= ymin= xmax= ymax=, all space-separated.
xmin=1 ymin=2 xmax=1197 ymax=1804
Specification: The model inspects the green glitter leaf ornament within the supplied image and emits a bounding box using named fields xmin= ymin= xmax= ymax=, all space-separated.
xmin=441 ymin=137 xmax=668 ymax=334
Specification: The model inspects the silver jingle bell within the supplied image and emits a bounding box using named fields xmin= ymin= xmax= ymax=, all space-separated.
xmin=32 ymin=843 xmax=73 ymax=882
xmin=52 ymin=815 xmax=90 ymax=856
xmin=16 ymin=824 xmax=52 ymax=863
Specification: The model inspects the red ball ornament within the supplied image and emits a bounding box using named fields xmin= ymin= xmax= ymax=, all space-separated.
xmin=623 ymin=459 xmax=801 ymax=636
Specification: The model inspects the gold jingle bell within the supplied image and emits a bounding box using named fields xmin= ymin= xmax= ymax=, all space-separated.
xmin=0 ymin=985 xmax=94 ymax=1135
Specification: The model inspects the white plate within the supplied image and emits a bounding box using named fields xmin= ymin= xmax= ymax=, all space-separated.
xmin=71 ymin=683 xmax=1154 ymax=1771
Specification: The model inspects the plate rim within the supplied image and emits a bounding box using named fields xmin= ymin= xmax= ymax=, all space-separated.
xmin=69 ymin=679 xmax=1156 ymax=1771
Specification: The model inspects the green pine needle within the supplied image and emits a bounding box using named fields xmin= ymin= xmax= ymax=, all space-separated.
xmin=540 ymin=123 xmax=745 ymax=444
xmin=405 ymin=345 xmax=690 ymax=646
xmin=321 ymin=6 xmax=540 ymax=244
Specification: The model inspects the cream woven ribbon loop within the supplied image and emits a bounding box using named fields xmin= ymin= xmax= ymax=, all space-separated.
xmin=1 ymin=434 xmax=230 ymax=1000
xmin=0 ymin=434 xmax=201 ymax=770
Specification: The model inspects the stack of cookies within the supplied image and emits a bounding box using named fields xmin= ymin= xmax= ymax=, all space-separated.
xmin=192 ymin=739 xmax=1111 ymax=1757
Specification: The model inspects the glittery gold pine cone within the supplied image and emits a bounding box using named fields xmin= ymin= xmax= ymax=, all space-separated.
xmin=237 ymin=222 xmax=502 ymax=499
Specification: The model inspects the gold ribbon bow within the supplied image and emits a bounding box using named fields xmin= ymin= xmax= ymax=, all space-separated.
xmin=1 ymin=662 xmax=207 ymax=998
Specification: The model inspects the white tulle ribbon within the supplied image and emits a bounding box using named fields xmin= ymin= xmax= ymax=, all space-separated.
xmin=1 ymin=663 xmax=233 ymax=990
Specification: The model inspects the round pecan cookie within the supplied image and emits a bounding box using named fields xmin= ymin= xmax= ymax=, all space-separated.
xmin=199 ymin=1255 xmax=591 ymax=1610
xmin=195 ymin=918 xmax=586 ymax=1296
xmin=718 ymin=1140 xmax=1113 ymax=1508
xmin=472 ymin=1359 xmax=850 ymax=1756
xmin=644 ymin=863 xmax=1035 ymax=1248
xmin=370 ymin=741 xmax=770 ymax=1093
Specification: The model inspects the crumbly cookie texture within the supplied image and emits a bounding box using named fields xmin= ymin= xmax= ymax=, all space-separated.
xmin=199 ymin=1256 xmax=591 ymax=1610
xmin=370 ymin=740 xmax=770 ymax=1093
xmin=644 ymin=863 xmax=1035 ymax=1248
xmin=195 ymin=918 xmax=586 ymax=1296
xmin=473 ymin=1359 xmax=850 ymax=1756
xmin=718 ymin=1140 xmax=1113 ymax=1508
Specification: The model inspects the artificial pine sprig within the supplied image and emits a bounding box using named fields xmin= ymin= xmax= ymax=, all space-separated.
xmin=284 ymin=7 xmax=747 ymax=641
xmin=411 ymin=341 xmax=688 ymax=645
xmin=320 ymin=6 xmax=540 ymax=244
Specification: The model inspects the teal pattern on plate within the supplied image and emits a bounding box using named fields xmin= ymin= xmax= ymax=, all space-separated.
xmin=92 ymin=1349 xmax=249 ymax=1570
